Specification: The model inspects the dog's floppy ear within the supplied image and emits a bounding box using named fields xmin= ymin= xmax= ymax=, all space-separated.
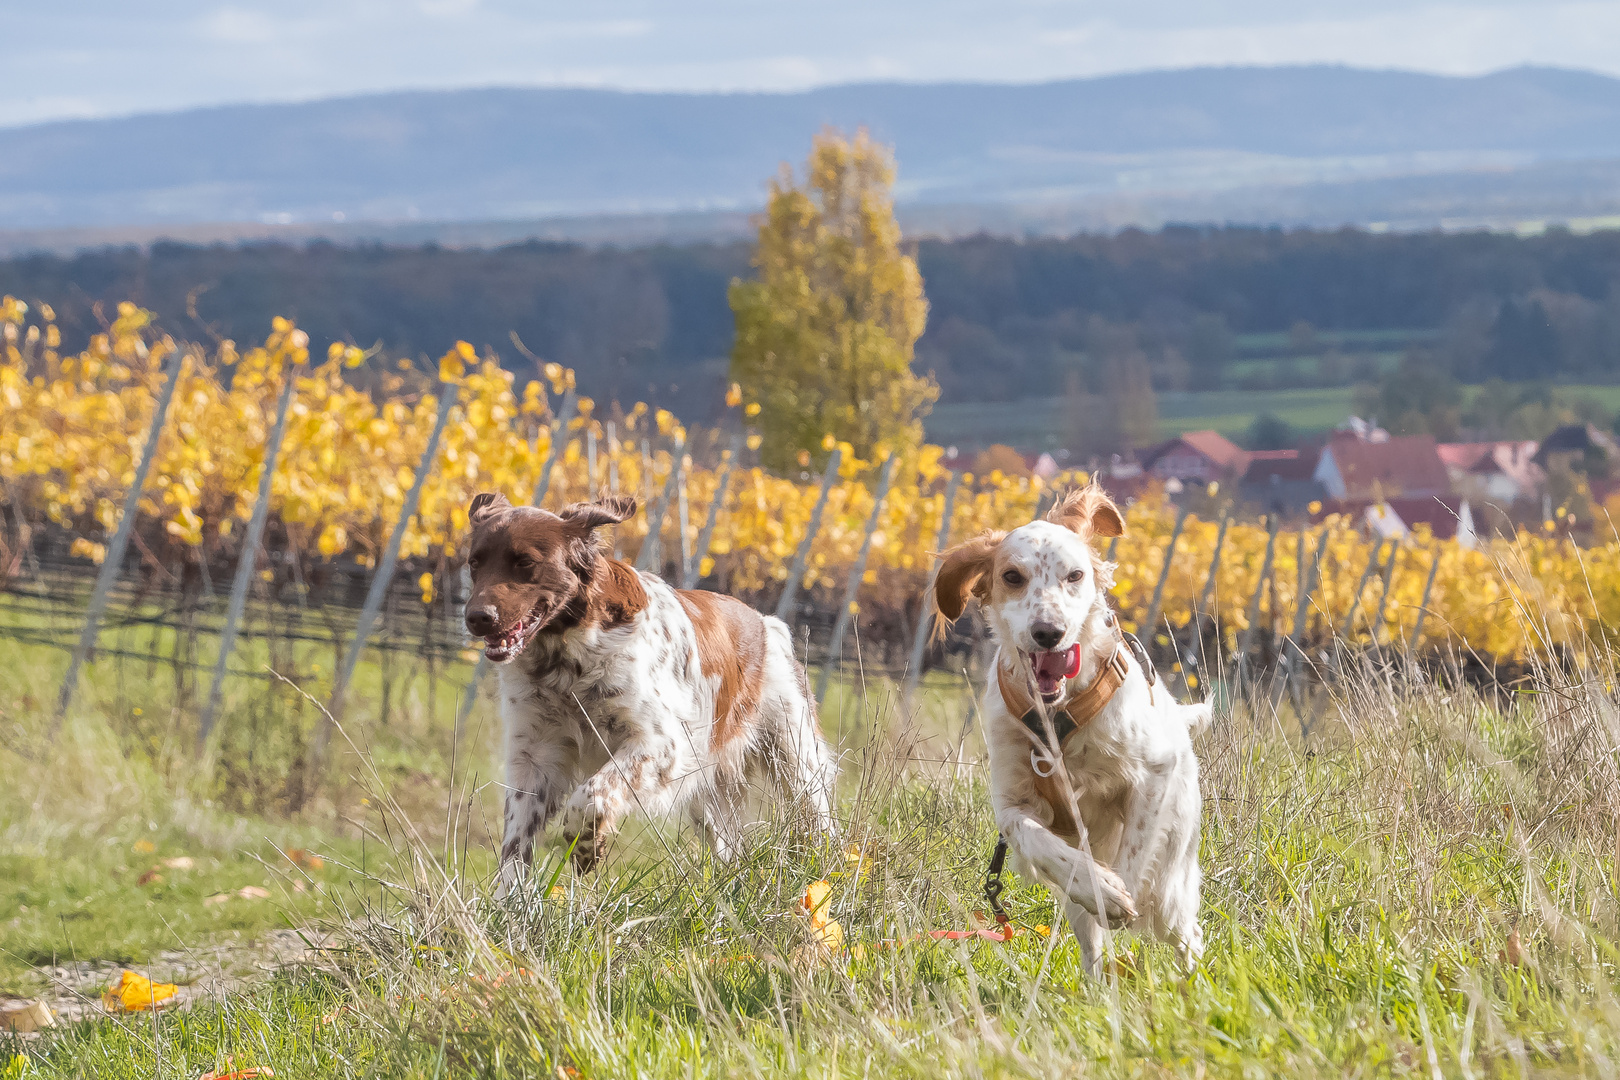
xmin=1047 ymin=483 xmax=1125 ymax=539
xmin=469 ymin=492 xmax=511 ymax=527
xmin=931 ymin=532 xmax=1003 ymax=625
xmin=560 ymin=495 xmax=637 ymax=533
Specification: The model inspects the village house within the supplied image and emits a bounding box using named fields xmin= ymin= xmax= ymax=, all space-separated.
xmin=1140 ymin=430 xmax=1250 ymax=486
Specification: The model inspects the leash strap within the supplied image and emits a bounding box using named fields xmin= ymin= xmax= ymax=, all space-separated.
xmin=983 ymin=837 xmax=1010 ymax=926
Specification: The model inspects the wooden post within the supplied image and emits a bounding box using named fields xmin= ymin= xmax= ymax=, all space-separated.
xmin=774 ymin=448 xmax=842 ymax=623
xmin=816 ymin=456 xmax=896 ymax=704
xmin=54 ymin=343 xmax=187 ymax=728
xmin=607 ymin=422 xmax=622 ymax=557
xmin=1272 ymin=523 xmax=1330 ymax=710
xmin=1105 ymin=535 xmax=1120 ymax=563
xmin=586 ymin=427 xmax=598 ymax=495
xmin=1337 ymin=537 xmax=1388 ymax=642
xmin=677 ymin=461 xmax=693 ymax=586
xmin=198 ymin=364 xmax=298 ymax=751
xmin=531 ymin=390 xmax=577 ymax=507
xmin=684 ymin=431 xmax=743 ymax=589
xmin=634 ymin=435 xmax=685 ymax=573
xmin=1235 ymin=515 xmax=1282 ymax=684
xmin=1140 ymin=504 xmax=1190 ymax=642
xmin=903 ymin=470 xmax=960 ymax=702
xmin=1195 ymin=510 xmax=1230 ymax=616
xmin=1371 ymin=538 xmax=1402 ymax=646
xmin=322 ymin=379 xmax=459 ymax=762
xmin=1409 ymin=544 xmax=1443 ymax=650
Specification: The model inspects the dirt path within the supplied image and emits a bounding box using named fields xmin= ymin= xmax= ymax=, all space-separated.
xmin=24 ymin=927 xmax=331 ymax=1026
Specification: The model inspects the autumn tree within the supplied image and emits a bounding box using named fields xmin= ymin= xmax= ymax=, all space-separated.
xmin=729 ymin=129 xmax=937 ymax=470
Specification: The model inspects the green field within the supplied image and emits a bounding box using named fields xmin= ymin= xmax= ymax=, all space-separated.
xmin=4 ymin=590 xmax=1620 ymax=1077
xmin=926 ymin=387 xmax=1361 ymax=450
xmin=927 ymin=383 xmax=1620 ymax=452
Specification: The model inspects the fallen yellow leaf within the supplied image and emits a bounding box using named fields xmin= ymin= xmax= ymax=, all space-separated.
xmin=103 ymin=970 xmax=178 ymax=1012
xmin=801 ymin=880 xmax=834 ymax=928
xmin=285 ymin=848 xmax=324 ymax=871
xmin=132 ymin=839 xmax=155 ymax=854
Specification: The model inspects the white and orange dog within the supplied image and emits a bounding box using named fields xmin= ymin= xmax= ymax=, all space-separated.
xmin=462 ymin=492 xmax=836 ymax=895
xmin=933 ymin=485 xmax=1210 ymax=974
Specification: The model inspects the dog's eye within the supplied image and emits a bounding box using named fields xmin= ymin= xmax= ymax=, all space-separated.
xmin=515 ymin=556 xmax=534 ymax=570
xmin=1067 ymin=569 xmax=1085 ymax=584
xmin=1001 ymin=569 xmax=1025 ymax=587
xmin=467 ymin=556 xmax=481 ymax=570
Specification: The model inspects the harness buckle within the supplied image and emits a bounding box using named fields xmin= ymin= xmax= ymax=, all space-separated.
xmin=1030 ymin=747 xmax=1058 ymax=777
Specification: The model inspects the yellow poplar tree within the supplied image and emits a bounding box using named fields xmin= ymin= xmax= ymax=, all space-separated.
xmin=729 ymin=128 xmax=937 ymax=471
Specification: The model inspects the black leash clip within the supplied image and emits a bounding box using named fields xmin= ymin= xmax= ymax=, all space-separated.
xmin=983 ymin=837 xmax=1010 ymax=926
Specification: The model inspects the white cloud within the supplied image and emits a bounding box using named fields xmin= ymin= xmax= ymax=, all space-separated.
xmin=199 ymin=7 xmax=282 ymax=44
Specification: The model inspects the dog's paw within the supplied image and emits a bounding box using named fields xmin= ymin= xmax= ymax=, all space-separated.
xmin=564 ymin=827 xmax=607 ymax=873
xmin=1057 ymin=860 xmax=1137 ymax=927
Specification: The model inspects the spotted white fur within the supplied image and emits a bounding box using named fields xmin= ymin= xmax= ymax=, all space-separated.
xmin=943 ymin=502 xmax=1211 ymax=975
xmin=492 ymin=570 xmax=834 ymax=895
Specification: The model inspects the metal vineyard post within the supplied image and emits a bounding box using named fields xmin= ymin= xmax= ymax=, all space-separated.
xmin=817 ymin=456 xmax=896 ymax=704
xmin=197 ymin=365 xmax=299 ymax=752
xmin=321 ymin=379 xmax=459 ymax=766
xmin=903 ymin=470 xmax=960 ymax=702
xmin=685 ymin=432 xmax=743 ymax=590
xmin=53 ymin=343 xmax=188 ymax=729
xmin=775 ymin=449 xmax=842 ymax=623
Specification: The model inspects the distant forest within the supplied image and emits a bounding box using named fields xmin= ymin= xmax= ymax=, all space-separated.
xmin=3 ymin=226 xmax=1618 ymax=420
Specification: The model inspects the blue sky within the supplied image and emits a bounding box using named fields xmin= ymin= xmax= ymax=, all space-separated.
xmin=7 ymin=1 xmax=1619 ymax=126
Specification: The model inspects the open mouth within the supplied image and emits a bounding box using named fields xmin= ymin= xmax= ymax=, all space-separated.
xmin=480 ymin=611 xmax=543 ymax=664
xmin=1026 ymin=644 xmax=1082 ymax=703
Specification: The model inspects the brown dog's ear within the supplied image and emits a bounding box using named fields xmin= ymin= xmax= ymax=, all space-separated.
xmin=931 ymin=532 xmax=1003 ymax=625
xmin=1046 ymin=483 xmax=1125 ymax=539
xmin=469 ymin=492 xmax=511 ymax=527
xmin=560 ymin=495 xmax=637 ymax=533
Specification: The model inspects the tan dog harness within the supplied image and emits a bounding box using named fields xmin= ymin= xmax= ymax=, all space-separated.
xmin=994 ymin=633 xmax=1152 ymax=842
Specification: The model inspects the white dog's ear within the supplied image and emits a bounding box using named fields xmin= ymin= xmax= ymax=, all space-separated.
xmin=1047 ymin=483 xmax=1125 ymax=539
xmin=931 ymin=532 xmax=1003 ymax=626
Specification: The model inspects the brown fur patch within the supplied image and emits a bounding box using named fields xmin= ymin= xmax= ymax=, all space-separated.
xmin=931 ymin=531 xmax=1005 ymax=628
xmin=677 ymin=590 xmax=768 ymax=751
xmin=1046 ymin=483 xmax=1125 ymax=540
xmin=597 ymin=559 xmax=649 ymax=628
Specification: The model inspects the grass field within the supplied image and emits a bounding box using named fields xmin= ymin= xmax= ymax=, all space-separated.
xmin=926 ymin=387 xmax=1360 ymax=449
xmin=927 ymin=382 xmax=1620 ymax=452
xmin=5 ymin=592 xmax=1620 ymax=1078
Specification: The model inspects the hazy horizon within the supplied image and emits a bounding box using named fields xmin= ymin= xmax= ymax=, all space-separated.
xmin=8 ymin=0 xmax=1620 ymax=126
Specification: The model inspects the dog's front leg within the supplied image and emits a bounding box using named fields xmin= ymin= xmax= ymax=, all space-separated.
xmin=496 ymin=746 xmax=572 ymax=899
xmin=996 ymin=805 xmax=1137 ymax=928
xmin=561 ymin=720 xmax=690 ymax=873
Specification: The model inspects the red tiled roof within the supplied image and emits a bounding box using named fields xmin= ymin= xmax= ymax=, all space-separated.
xmin=1323 ymin=433 xmax=1450 ymax=498
xmin=1241 ymin=448 xmax=1319 ymax=483
xmin=1143 ymin=430 xmax=1249 ymax=473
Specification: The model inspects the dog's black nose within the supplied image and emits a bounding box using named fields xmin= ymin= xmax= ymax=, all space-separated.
xmin=1031 ymin=622 xmax=1064 ymax=650
xmin=465 ymin=605 xmax=499 ymax=637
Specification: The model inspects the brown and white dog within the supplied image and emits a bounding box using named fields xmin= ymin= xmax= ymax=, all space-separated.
xmin=463 ymin=492 xmax=836 ymax=894
xmin=933 ymin=485 xmax=1210 ymax=975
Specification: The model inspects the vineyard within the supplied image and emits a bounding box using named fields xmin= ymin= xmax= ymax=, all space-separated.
xmin=0 ymin=297 xmax=1613 ymax=719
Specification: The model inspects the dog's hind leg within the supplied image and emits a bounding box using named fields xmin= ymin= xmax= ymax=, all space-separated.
xmin=690 ymin=772 xmax=748 ymax=863
xmin=757 ymin=620 xmax=837 ymax=836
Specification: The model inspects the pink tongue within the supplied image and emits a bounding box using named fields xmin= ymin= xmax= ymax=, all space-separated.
xmin=1031 ymin=646 xmax=1079 ymax=697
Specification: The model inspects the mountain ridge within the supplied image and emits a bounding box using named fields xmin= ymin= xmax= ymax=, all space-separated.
xmin=3 ymin=64 xmax=1619 ymax=233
